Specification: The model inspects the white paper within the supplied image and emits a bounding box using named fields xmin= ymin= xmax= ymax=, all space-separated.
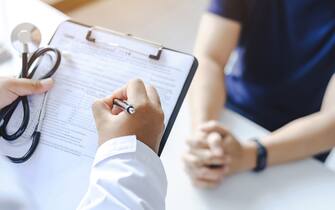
xmin=0 ymin=21 xmax=195 ymax=210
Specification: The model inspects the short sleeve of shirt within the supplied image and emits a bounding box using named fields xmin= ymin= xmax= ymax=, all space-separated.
xmin=208 ymin=0 xmax=246 ymax=22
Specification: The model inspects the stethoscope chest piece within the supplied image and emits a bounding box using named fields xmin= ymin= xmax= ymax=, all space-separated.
xmin=11 ymin=23 xmax=41 ymax=54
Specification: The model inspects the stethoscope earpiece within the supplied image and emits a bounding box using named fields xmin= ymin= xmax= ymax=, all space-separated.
xmin=11 ymin=23 xmax=41 ymax=54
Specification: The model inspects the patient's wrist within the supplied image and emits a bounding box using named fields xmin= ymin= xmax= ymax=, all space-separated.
xmin=240 ymin=141 xmax=258 ymax=172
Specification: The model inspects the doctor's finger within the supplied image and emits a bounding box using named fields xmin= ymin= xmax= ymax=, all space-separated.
xmin=6 ymin=78 xmax=54 ymax=96
xmin=101 ymin=85 xmax=128 ymax=107
xmin=126 ymin=79 xmax=148 ymax=104
xmin=111 ymin=106 xmax=124 ymax=115
xmin=92 ymin=99 xmax=112 ymax=121
xmin=145 ymin=85 xmax=161 ymax=106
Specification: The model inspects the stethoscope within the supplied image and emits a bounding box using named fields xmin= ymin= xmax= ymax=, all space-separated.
xmin=0 ymin=23 xmax=61 ymax=163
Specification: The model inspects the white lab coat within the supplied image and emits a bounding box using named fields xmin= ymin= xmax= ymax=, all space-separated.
xmin=0 ymin=155 xmax=32 ymax=210
xmin=0 ymin=135 xmax=167 ymax=210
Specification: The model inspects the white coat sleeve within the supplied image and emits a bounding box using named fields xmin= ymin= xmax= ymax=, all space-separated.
xmin=76 ymin=135 xmax=167 ymax=210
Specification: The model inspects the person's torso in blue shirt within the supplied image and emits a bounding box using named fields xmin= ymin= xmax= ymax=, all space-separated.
xmin=209 ymin=0 xmax=335 ymax=132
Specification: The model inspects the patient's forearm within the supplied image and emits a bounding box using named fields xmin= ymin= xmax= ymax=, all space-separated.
xmin=189 ymin=56 xmax=226 ymax=129
xmin=188 ymin=13 xmax=240 ymax=130
xmin=262 ymin=110 xmax=335 ymax=167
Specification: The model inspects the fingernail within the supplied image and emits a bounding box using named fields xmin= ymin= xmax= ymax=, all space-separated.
xmin=40 ymin=78 xmax=53 ymax=87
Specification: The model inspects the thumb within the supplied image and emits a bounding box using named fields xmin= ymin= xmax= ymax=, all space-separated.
xmin=6 ymin=78 xmax=53 ymax=96
xmin=207 ymin=132 xmax=224 ymax=156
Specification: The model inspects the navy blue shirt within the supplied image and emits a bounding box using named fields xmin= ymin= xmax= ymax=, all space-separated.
xmin=209 ymin=0 xmax=335 ymax=133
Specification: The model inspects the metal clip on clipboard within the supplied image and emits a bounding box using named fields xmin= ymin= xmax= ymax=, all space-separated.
xmin=85 ymin=26 xmax=163 ymax=60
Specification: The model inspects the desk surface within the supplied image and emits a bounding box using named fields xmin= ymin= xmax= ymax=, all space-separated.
xmin=1 ymin=1 xmax=335 ymax=210
xmin=163 ymin=105 xmax=335 ymax=210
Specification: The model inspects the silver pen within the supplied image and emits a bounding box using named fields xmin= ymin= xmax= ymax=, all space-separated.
xmin=113 ymin=99 xmax=136 ymax=115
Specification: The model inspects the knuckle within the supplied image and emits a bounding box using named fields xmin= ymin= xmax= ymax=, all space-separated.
xmin=91 ymin=100 xmax=101 ymax=111
xmin=184 ymin=155 xmax=197 ymax=165
xmin=192 ymin=158 xmax=202 ymax=166
xmin=185 ymin=142 xmax=193 ymax=150
xmin=210 ymin=121 xmax=220 ymax=127
xmin=207 ymin=120 xmax=217 ymax=125
xmin=136 ymin=100 xmax=150 ymax=111
xmin=226 ymin=135 xmax=234 ymax=143
xmin=182 ymin=154 xmax=190 ymax=164
xmin=131 ymin=78 xmax=144 ymax=85
xmin=157 ymin=109 xmax=164 ymax=122
xmin=143 ymin=99 xmax=151 ymax=107
xmin=212 ymin=131 xmax=222 ymax=139
xmin=31 ymin=80 xmax=42 ymax=89
xmin=183 ymin=157 xmax=196 ymax=168
xmin=147 ymin=84 xmax=157 ymax=92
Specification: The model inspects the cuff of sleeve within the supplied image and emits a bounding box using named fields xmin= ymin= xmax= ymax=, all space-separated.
xmin=93 ymin=135 xmax=167 ymax=195
xmin=93 ymin=135 xmax=138 ymax=165
xmin=93 ymin=136 xmax=164 ymax=178
xmin=208 ymin=0 xmax=245 ymax=23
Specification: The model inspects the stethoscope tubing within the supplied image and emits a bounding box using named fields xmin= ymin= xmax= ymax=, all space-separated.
xmin=0 ymin=47 xmax=61 ymax=163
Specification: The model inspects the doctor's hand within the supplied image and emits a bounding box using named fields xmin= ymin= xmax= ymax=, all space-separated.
xmin=183 ymin=121 xmax=256 ymax=188
xmin=92 ymin=79 xmax=165 ymax=153
xmin=0 ymin=77 xmax=54 ymax=109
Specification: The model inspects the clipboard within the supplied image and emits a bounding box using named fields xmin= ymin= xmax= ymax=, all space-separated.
xmin=0 ymin=20 xmax=197 ymax=210
xmin=47 ymin=20 xmax=198 ymax=156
